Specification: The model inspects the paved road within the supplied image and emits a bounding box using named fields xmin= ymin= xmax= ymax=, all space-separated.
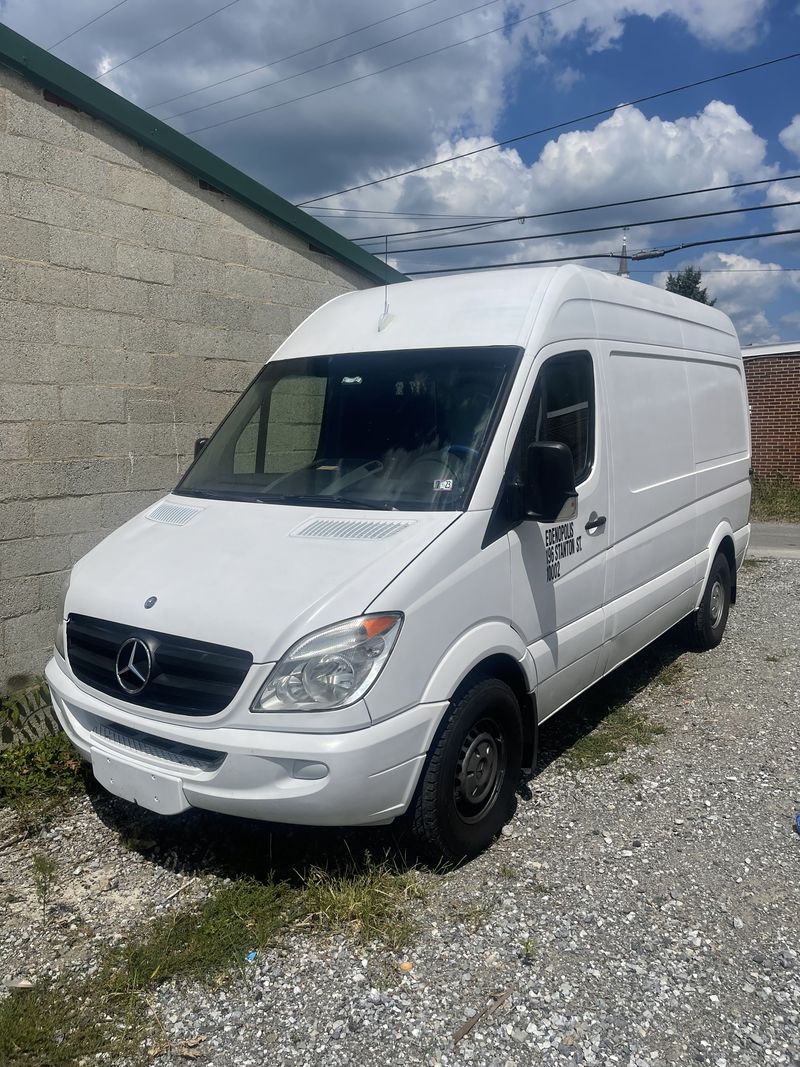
xmin=749 ymin=522 xmax=800 ymax=559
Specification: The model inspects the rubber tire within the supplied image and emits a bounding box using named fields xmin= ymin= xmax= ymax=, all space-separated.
xmin=687 ymin=552 xmax=732 ymax=651
xmin=410 ymin=678 xmax=522 ymax=864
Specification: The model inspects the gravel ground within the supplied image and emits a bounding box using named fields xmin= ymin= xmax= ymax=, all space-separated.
xmin=1 ymin=560 xmax=798 ymax=1066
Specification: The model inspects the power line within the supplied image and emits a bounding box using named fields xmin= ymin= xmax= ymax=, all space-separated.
xmin=297 ymin=50 xmax=800 ymax=206
xmin=146 ymin=0 xmax=446 ymax=109
xmin=353 ymin=174 xmax=800 ymax=242
xmin=166 ymin=0 xmax=513 ymax=120
xmin=383 ymin=197 xmax=800 ymax=255
xmin=403 ymin=227 xmax=800 ymax=274
xmin=48 ymin=0 xmax=131 ymax=50
xmin=630 ymin=268 xmax=800 ymax=274
xmin=96 ymin=0 xmax=244 ymax=80
xmin=186 ymin=0 xmax=583 ymax=135
xmin=309 ymin=212 xmax=509 ymax=223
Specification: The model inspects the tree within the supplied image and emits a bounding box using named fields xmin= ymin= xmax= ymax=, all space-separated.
xmin=665 ymin=266 xmax=716 ymax=305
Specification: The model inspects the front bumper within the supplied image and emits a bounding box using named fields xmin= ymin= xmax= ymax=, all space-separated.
xmin=46 ymin=657 xmax=445 ymax=826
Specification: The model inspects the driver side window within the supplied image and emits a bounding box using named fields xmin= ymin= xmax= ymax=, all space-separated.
xmin=515 ymin=351 xmax=595 ymax=485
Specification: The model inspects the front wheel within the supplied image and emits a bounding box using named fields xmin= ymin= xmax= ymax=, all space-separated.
xmin=686 ymin=551 xmax=732 ymax=651
xmin=409 ymin=678 xmax=522 ymax=863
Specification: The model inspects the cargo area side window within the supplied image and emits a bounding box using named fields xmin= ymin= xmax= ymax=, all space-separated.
xmin=518 ymin=352 xmax=595 ymax=485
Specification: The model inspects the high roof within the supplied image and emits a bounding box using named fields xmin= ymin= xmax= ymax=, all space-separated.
xmin=0 ymin=22 xmax=406 ymax=287
xmin=274 ymin=264 xmax=740 ymax=360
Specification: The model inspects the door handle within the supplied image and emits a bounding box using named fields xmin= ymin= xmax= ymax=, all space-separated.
xmin=585 ymin=514 xmax=607 ymax=532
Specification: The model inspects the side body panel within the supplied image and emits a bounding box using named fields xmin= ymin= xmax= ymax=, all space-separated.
xmin=365 ymin=510 xmax=527 ymax=723
xmin=601 ymin=342 xmax=750 ymax=677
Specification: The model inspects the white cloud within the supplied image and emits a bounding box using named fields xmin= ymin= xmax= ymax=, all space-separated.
xmin=779 ymin=115 xmax=800 ymax=159
xmin=0 ymin=0 xmax=776 ymax=204
xmin=654 ymin=252 xmax=800 ymax=343
xmin=543 ymin=0 xmax=771 ymax=51
xmin=346 ymin=101 xmax=773 ymax=276
xmin=553 ymin=65 xmax=584 ymax=92
xmin=763 ymin=180 xmax=800 ymax=237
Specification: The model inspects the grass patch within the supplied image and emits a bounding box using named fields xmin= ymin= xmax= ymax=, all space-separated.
xmin=750 ymin=475 xmax=800 ymax=523
xmin=538 ymin=633 xmax=679 ymax=775
xmin=741 ymin=558 xmax=763 ymax=570
xmin=561 ymin=704 xmax=666 ymax=770
xmin=299 ymin=859 xmax=424 ymax=949
xmin=0 ymin=733 xmax=91 ymax=828
xmin=654 ymin=660 xmax=685 ymax=687
xmin=0 ymin=858 xmax=425 ymax=1066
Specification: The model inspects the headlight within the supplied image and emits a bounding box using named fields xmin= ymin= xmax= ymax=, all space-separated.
xmin=54 ymin=573 xmax=71 ymax=657
xmin=252 ymin=613 xmax=403 ymax=712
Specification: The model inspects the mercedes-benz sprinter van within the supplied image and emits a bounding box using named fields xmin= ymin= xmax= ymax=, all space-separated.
xmin=46 ymin=265 xmax=751 ymax=860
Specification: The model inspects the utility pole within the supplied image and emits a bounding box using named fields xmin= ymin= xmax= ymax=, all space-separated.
xmin=616 ymin=228 xmax=629 ymax=278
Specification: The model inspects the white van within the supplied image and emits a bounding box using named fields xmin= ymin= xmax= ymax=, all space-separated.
xmin=46 ymin=265 xmax=751 ymax=860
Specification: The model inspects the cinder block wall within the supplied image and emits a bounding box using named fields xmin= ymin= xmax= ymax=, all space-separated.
xmin=744 ymin=355 xmax=800 ymax=483
xmin=0 ymin=64 xmax=373 ymax=693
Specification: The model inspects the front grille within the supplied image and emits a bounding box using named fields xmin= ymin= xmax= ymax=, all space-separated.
xmin=67 ymin=614 xmax=252 ymax=716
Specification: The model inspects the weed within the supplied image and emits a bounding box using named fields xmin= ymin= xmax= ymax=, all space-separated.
xmin=561 ymin=705 xmax=666 ymax=771
xmin=447 ymin=897 xmax=489 ymax=932
xmin=655 ymin=661 xmax=684 ymax=687
xmin=741 ymin=558 xmax=763 ymax=570
xmin=0 ymin=859 xmax=425 ymax=1066
xmin=32 ymin=854 xmax=58 ymax=924
xmin=0 ymin=733 xmax=91 ymax=828
xmin=519 ymin=938 xmax=537 ymax=964
xmin=750 ymin=475 xmax=800 ymax=523
xmin=765 ymin=653 xmax=783 ymax=663
xmin=300 ymin=857 xmax=424 ymax=949
xmin=618 ymin=771 xmax=641 ymax=785
xmin=497 ymin=863 xmax=516 ymax=879
xmin=0 ymin=679 xmax=55 ymax=745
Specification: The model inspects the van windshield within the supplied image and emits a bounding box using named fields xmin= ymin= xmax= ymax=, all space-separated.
xmin=176 ymin=347 xmax=520 ymax=511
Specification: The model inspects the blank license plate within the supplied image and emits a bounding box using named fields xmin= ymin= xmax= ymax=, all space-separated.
xmin=91 ymin=748 xmax=189 ymax=815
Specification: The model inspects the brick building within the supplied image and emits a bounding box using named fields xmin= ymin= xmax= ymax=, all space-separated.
xmin=0 ymin=24 xmax=403 ymax=693
xmin=742 ymin=342 xmax=800 ymax=483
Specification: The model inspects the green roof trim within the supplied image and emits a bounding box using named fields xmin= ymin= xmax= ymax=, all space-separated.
xmin=0 ymin=22 xmax=406 ymax=286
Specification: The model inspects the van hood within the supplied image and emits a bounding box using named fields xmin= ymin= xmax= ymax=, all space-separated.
xmin=66 ymin=495 xmax=458 ymax=662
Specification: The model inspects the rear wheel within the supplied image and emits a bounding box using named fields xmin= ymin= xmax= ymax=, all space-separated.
xmin=687 ymin=551 xmax=732 ymax=651
xmin=410 ymin=678 xmax=522 ymax=863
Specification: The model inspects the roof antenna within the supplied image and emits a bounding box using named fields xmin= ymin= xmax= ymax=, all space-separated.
xmin=378 ymin=234 xmax=394 ymax=331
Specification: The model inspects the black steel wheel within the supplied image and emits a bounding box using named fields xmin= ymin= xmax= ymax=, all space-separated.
xmin=410 ymin=678 xmax=522 ymax=863
xmin=686 ymin=551 xmax=732 ymax=651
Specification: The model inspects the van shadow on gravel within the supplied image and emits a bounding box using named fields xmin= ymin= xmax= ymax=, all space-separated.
xmin=89 ymin=625 xmax=687 ymax=879
xmin=521 ymin=623 xmax=687 ymax=792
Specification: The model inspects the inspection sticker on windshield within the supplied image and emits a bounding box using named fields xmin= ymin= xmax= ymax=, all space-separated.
xmin=433 ymin=478 xmax=454 ymax=492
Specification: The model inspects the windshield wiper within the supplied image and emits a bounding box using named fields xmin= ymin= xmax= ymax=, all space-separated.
xmin=176 ymin=488 xmax=262 ymax=502
xmin=259 ymin=493 xmax=396 ymax=511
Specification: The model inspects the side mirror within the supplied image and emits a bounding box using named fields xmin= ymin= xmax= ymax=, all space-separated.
xmin=524 ymin=441 xmax=578 ymax=523
xmin=194 ymin=437 xmax=209 ymax=459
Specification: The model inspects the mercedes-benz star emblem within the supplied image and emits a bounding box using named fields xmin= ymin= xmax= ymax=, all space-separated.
xmin=115 ymin=638 xmax=152 ymax=695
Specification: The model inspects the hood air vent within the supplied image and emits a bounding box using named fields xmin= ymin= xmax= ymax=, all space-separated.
xmin=291 ymin=518 xmax=415 ymax=542
xmin=147 ymin=502 xmax=204 ymax=527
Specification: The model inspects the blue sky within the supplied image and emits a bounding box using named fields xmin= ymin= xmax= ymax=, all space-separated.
xmin=2 ymin=0 xmax=799 ymax=341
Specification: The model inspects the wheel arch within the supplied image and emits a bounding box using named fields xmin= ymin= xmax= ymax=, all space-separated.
xmin=420 ymin=622 xmax=538 ymax=772
xmin=696 ymin=522 xmax=737 ymax=609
